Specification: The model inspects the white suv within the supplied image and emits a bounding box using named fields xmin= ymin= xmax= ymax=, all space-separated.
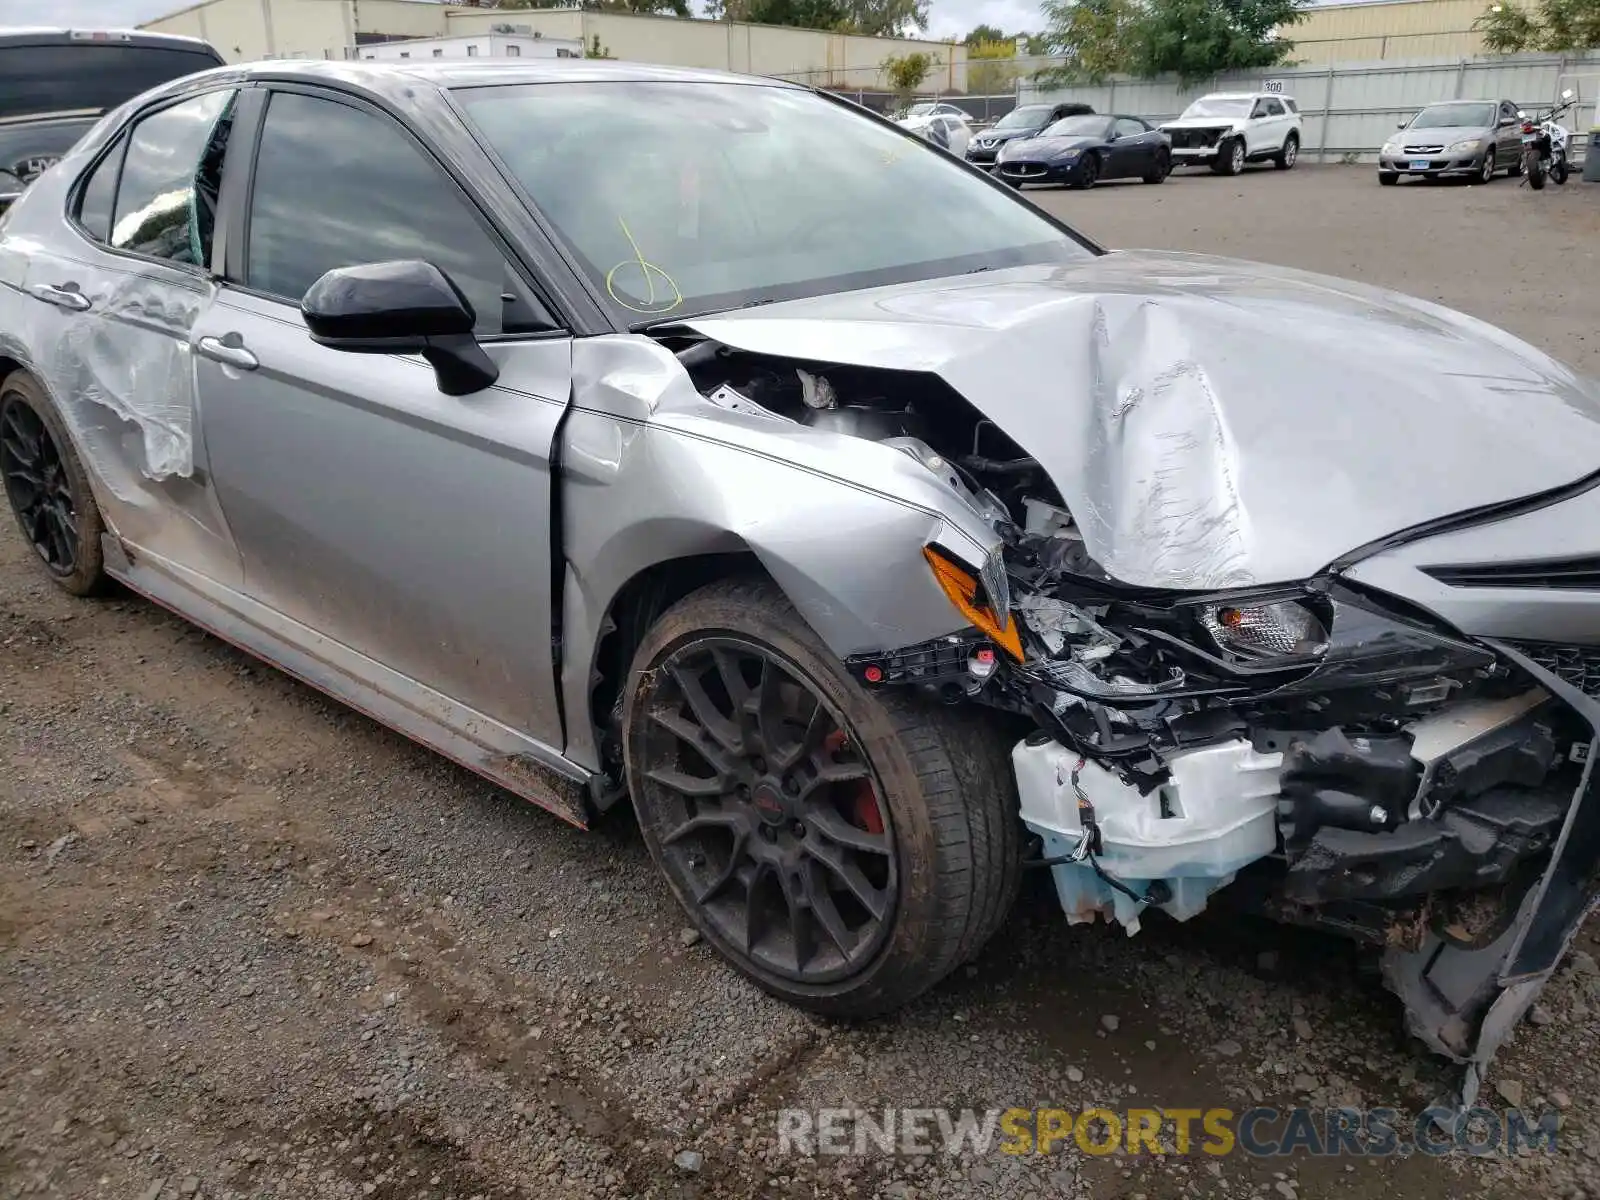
xmin=1159 ymin=92 xmax=1302 ymax=175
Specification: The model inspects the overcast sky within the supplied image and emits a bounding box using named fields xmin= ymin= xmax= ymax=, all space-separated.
xmin=0 ymin=0 xmax=1036 ymax=42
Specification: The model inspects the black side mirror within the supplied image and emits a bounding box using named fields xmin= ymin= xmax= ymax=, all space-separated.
xmin=301 ymin=260 xmax=498 ymax=396
xmin=1397 ymin=120 xmax=1408 ymax=129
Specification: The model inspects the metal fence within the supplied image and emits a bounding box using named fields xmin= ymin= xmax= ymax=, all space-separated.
xmin=1017 ymin=51 xmax=1600 ymax=163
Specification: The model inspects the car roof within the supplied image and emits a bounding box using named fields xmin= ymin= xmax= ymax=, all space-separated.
xmin=0 ymin=27 xmax=219 ymax=53
xmin=1200 ymin=91 xmax=1294 ymax=100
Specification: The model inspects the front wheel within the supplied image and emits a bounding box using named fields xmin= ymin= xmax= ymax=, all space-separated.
xmin=623 ymin=579 xmax=1022 ymax=1016
xmin=1378 ymin=171 xmax=1399 ymax=185
xmin=1212 ymin=139 xmax=1245 ymax=176
xmin=1477 ymin=149 xmax=1497 ymax=184
xmin=1073 ymin=153 xmax=1100 ymax=189
xmin=1552 ymin=156 xmax=1568 ymax=185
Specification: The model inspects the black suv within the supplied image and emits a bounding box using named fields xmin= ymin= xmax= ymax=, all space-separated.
xmin=964 ymin=101 xmax=1096 ymax=169
xmin=1 ymin=28 xmax=226 ymax=213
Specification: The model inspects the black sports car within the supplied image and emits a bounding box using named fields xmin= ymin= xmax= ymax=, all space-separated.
xmin=995 ymin=114 xmax=1172 ymax=189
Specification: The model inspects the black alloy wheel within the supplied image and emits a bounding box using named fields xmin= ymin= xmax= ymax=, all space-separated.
xmin=634 ymin=635 xmax=898 ymax=984
xmin=2 ymin=395 xmax=79 ymax=576
xmin=624 ymin=580 xmax=1023 ymax=1017
xmin=1075 ymin=153 xmax=1101 ymax=189
xmin=0 ymin=372 xmax=106 ymax=595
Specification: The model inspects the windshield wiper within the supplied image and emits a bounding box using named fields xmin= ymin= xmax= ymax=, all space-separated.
xmin=628 ymin=296 xmax=782 ymax=334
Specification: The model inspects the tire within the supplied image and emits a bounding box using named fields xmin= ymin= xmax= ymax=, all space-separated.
xmin=623 ymin=579 xmax=1022 ymax=1017
xmin=1212 ymin=138 xmax=1245 ymax=176
xmin=1073 ymin=152 xmax=1100 ymax=189
xmin=1477 ymin=149 xmax=1496 ymax=184
xmin=1528 ymin=156 xmax=1547 ymax=189
xmin=1552 ymin=156 xmax=1568 ymax=185
xmin=1143 ymin=150 xmax=1170 ymax=184
xmin=0 ymin=370 xmax=106 ymax=597
xmin=1274 ymin=132 xmax=1299 ymax=169
xmin=1378 ymin=171 xmax=1399 ymax=185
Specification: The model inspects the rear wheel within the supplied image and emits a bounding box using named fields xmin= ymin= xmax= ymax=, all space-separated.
xmin=0 ymin=371 xmax=106 ymax=597
xmin=1528 ymin=154 xmax=1547 ymax=189
xmin=623 ymin=579 xmax=1021 ymax=1016
xmin=1143 ymin=150 xmax=1170 ymax=184
xmin=1274 ymin=132 xmax=1299 ymax=169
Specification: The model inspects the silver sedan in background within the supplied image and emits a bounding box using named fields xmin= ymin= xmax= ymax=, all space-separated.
xmin=5 ymin=59 xmax=1600 ymax=1115
xmin=1378 ymin=97 xmax=1526 ymax=184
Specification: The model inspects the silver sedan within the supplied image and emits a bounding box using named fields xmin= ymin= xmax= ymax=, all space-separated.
xmin=4 ymin=59 xmax=1600 ymax=1112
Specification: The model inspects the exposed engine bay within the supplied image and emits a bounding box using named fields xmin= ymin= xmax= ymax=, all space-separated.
xmin=674 ymin=334 xmax=1597 ymax=1105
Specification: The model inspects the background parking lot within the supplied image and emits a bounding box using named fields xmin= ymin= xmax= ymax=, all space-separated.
xmin=3 ymin=166 xmax=1599 ymax=1200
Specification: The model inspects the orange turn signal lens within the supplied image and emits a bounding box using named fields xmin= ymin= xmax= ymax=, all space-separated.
xmin=922 ymin=546 xmax=1024 ymax=662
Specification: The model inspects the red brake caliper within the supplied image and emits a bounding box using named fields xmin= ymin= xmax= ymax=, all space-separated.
xmin=824 ymin=729 xmax=883 ymax=835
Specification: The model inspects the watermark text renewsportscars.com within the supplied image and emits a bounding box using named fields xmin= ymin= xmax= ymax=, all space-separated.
xmin=776 ymin=1106 xmax=1560 ymax=1158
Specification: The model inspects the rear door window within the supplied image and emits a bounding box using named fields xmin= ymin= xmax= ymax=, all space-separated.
xmin=0 ymin=42 xmax=224 ymax=120
xmin=109 ymin=89 xmax=236 ymax=265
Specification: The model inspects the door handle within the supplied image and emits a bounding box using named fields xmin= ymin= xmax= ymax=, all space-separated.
xmin=29 ymin=282 xmax=91 ymax=312
xmin=195 ymin=334 xmax=259 ymax=371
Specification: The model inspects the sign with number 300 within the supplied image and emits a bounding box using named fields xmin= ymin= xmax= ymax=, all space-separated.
xmin=1263 ymin=79 xmax=1284 ymax=93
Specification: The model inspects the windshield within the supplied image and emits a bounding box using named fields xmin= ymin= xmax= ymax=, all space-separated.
xmin=902 ymin=102 xmax=936 ymax=118
xmin=459 ymin=82 xmax=1091 ymax=326
xmin=0 ymin=43 xmax=222 ymax=120
xmin=1041 ymin=115 xmax=1110 ymax=138
xmin=1410 ymin=102 xmax=1495 ymax=128
xmin=993 ymin=105 xmax=1050 ymax=131
xmin=1178 ymin=97 xmax=1253 ymax=119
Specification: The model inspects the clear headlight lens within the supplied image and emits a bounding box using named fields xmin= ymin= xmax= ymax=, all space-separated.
xmin=1199 ymin=600 xmax=1329 ymax=662
xmin=1381 ymin=140 xmax=1399 ymax=155
xmin=1447 ymin=137 xmax=1484 ymax=153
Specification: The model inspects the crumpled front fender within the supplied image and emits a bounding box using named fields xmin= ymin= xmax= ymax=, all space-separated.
xmin=556 ymin=335 xmax=999 ymax=771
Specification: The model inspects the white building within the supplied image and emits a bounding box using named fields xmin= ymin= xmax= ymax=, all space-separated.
xmin=354 ymin=32 xmax=585 ymax=62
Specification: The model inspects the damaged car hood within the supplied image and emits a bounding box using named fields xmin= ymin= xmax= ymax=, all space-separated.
xmin=684 ymin=249 xmax=1600 ymax=591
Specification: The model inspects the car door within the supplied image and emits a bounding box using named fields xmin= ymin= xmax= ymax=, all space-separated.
xmin=190 ymin=85 xmax=572 ymax=747
xmin=1109 ymin=117 xmax=1153 ymax=177
xmin=1246 ymin=98 xmax=1272 ymax=155
xmin=1497 ymin=100 xmax=1523 ymax=160
xmin=1259 ymin=97 xmax=1290 ymax=151
xmin=20 ymin=86 xmax=245 ymax=586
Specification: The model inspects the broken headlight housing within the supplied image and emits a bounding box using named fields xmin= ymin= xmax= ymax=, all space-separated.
xmin=1198 ymin=598 xmax=1329 ymax=663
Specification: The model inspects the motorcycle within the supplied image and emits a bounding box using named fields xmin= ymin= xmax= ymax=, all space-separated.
xmin=1519 ymin=88 xmax=1575 ymax=190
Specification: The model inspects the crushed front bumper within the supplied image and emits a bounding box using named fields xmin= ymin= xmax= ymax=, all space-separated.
xmin=1006 ymin=621 xmax=1600 ymax=1111
xmin=1378 ymin=151 xmax=1488 ymax=177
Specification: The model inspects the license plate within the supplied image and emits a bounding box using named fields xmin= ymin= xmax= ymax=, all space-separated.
xmin=1409 ymin=159 xmax=1432 ymax=170
xmin=1522 ymin=133 xmax=1539 ymax=143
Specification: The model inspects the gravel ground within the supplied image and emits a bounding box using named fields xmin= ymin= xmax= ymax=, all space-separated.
xmin=4 ymin=165 xmax=1600 ymax=1200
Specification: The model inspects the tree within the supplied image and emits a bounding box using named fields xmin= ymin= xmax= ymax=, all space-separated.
xmin=704 ymin=0 xmax=923 ymax=32
xmin=968 ymin=38 xmax=1021 ymax=94
xmin=1036 ymin=0 xmax=1306 ymax=85
xmin=1132 ymin=0 xmax=1306 ymax=83
xmin=882 ymin=50 xmax=939 ymax=101
xmin=963 ymin=23 xmax=1007 ymax=43
xmin=1473 ymin=0 xmax=1600 ymax=50
xmin=1034 ymin=0 xmax=1138 ymax=83
xmin=585 ymin=33 xmax=614 ymax=57
xmin=839 ymin=0 xmax=929 ymax=35
xmin=1474 ymin=0 xmax=1540 ymax=48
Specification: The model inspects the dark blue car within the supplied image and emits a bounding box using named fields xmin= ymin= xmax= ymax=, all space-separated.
xmin=995 ymin=114 xmax=1172 ymax=189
